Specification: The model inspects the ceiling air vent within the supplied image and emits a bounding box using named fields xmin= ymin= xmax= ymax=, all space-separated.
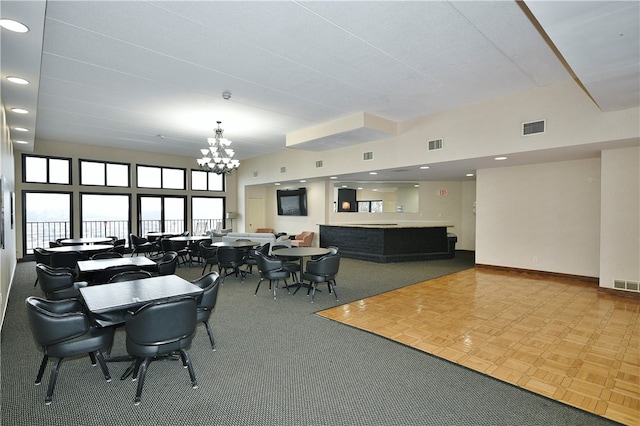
xmin=280 ymin=166 xmax=286 ymax=173
xmin=315 ymin=160 xmax=323 ymax=168
xmin=253 ymin=171 xmax=259 ymax=178
xmin=363 ymin=151 xmax=374 ymax=161
xmin=428 ymin=138 xmax=443 ymax=151
xmin=522 ymin=120 xmax=546 ymax=136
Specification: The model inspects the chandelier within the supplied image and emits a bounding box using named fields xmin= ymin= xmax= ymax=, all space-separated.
xmin=197 ymin=121 xmax=240 ymax=174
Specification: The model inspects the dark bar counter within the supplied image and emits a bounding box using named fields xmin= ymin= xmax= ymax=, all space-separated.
xmin=319 ymin=224 xmax=455 ymax=263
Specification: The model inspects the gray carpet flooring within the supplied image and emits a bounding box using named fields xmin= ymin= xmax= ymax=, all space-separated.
xmin=1 ymin=253 xmax=618 ymax=425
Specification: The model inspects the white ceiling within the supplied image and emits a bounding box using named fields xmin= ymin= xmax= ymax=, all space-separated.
xmin=2 ymin=1 xmax=638 ymax=182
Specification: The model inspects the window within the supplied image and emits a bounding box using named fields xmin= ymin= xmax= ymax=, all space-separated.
xmin=80 ymin=160 xmax=130 ymax=187
xmin=23 ymin=154 xmax=71 ymax=184
xmin=23 ymin=191 xmax=72 ymax=254
xmin=80 ymin=193 xmax=131 ymax=241
xmin=192 ymin=197 xmax=225 ymax=234
xmin=138 ymin=195 xmax=186 ymax=236
xmin=191 ymin=170 xmax=224 ymax=191
xmin=137 ymin=165 xmax=185 ymax=189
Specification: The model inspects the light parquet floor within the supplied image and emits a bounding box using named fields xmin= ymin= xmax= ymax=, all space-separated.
xmin=317 ymin=268 xmax=640 ymax=425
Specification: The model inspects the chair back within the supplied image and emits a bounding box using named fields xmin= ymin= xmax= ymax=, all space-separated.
xmin=25 ymin=296 xmax=88 ymax=347
xmin=125 ymin=297 xmax=197 ymax=356
xmin=217 ymin=246 xmax=244 ymax=266
xmin=35 ymin=263 xmax=76 ymax=294
xmin=199 ymin=241 xmax=217 ymax=259
xmin=91 ymin=251 xmax=123 ymax=260
xmin=50 ymin=251 xmax=83 ymax=269
xmin=156 ymin=251 xmax=178 ymax=275
xmin=93 ymin=264 xmax=141 ymax=284
xmin=160 ymin=238 xmax=173 ymax=253
xmin=255 ymin=252 xmax=284 ymax=273
xmin=192 ymin=272 xmax=220 ymax=311
xmin=306 ymin=254 xmax=340 ymax=277
xmin=34 ymin=247 xmax=52 ymax=265
xmin=108 ymin=270 xmax=153 ymax=283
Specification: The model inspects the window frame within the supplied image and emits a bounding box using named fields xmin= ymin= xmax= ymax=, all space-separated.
xmin=191 ymin=169 xmax=225 ymax=192
xmin=136 ymin=164 xmax=186 ymax=190
xmin=79 ymin=159 xmax=131 ymax=187
xmin=22 ymin=154 xmax=72 ymax=185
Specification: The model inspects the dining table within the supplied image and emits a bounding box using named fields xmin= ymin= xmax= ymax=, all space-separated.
xmin=77 ymin=256 xmax=156 ymax=274
xmin=79 ymin=274 xmax=203 ymax=327
xmin=45 ymin=244 xmax=114 ymax=254
xmin=211 ymin=240 xmax=260 ymax=249
xmin=57 ymin=237 xmax=113 ymax=245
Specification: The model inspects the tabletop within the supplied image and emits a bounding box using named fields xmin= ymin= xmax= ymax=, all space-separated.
xmin=169 ymin=235 xmax=212 ymax=242
xmin=212 ymin=240 xmax=260 ymax=248
xmin=272 ymin=247 xmax=330 ymax=258
xmin=146 ymin=232 xmax=178 ymax=238
xmin=45 ymin=244 xmax=114 ymax=253
xmin=80 ymin=275 xmax=203 ymax=326
xmin=77 ymin=256 xmax=156 ymax=273
xmin=58 ymin=237 xmax=113 ymax=245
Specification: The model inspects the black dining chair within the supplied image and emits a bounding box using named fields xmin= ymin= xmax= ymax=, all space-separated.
xmin=50 ymin=251 xmax=84 ymax=271
xmin=90 ymin=251 xmax=123 ymax=260
xmin=192 ymin=272 xmax=221 ymax=350
xmin=108 ymin=270 xmax=153 ymax=283
xmin=254 ymin=252 xmax=291 ymax=300
xmin=129 ymin=234 xmax=156 ymax=257
xmin=152 ymin=251 xmax=179 ymax=276
xmin=199 ymin=241 xmax=218 ymax=275
xmin=124 ymin=297 xmax=198 ymax=405
xmin=92 ymin=264 xmax=141 ymax=285
xmin=300 ymin=254 xmax=341 ymax=303
xmin=33 ymin=247 xmax=52 ymax=287
xmin=25 ymin=296 xmax=115 ymax=405
xmin=243 ymin=242 xmax=270 ymax=275
xmin=217 ymin=246 xmax=246 ymax=284
xmin=35 ymin=263 xmax=88 ymax=300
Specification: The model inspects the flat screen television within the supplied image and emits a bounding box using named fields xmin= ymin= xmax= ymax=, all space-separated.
xmin=277 ymin=188 xmax=307 ymax=216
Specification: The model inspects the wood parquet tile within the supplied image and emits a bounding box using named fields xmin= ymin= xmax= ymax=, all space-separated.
xmin=317 ymin=268 xmax=640 ymax=425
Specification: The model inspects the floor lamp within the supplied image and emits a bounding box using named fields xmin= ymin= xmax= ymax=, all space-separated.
xmin=226 ymin=212 xmax=236 ymax=231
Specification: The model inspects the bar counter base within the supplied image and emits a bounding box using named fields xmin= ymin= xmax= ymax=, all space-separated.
xmin=320 ymin=225 xmax=456 ymax=263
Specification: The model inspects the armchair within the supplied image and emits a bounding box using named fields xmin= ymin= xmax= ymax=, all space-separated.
xmin=291 ymin=231 xmax=314 ymax=247
xmin=25 ymin=296 xmax=114 ymax=404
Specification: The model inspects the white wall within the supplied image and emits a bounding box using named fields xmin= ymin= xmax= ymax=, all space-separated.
xmin=476 ymin=158 xmax=601 ymax=277
xmin=599 ymin=146 xmax=640 ymax=289
xmin=0 ymin=104 xmax=18 ymax=328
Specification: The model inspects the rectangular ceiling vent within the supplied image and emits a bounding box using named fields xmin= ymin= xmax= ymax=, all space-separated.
xmin=522 ymin=120 xmax=546 ymax=136
xmin=363 ymin=151 xmax=374 ymax=161
xmin=315 ymin=160 xmax=323 ymax=168
xmin=428 ymin=138 xmax=443 ymax=151
xmin=253 ymin=171 xmax=259 ymax=178
xmin=280 ymin=166 xmax=286 ymax=174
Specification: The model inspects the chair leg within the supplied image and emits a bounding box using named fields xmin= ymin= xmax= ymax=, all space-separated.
xmin=45 ymin=358 xmax=63 ymax=405
xmin=272 ymin=279 xmax=278 ymax=299
xmin=329 ymin=280 xmax=339 ymax=301
xmin=94 ymin=350 xmax=112 ymax=382
xmin=180 ymin=349 xmax=198 ymax=389
xmin=89 ymin=352 xmax=97 ymax=366
xmin=310 ymin=282 xmax=318 ymax=303
xmin=254 ymin=277 xmax=265 ymax=295
xmin=134 ymin=358 xmax=150 ymax=405
xmin=203 ymin=320 xmax=216 ymax=351
xmin=35 ymin=354 xmax=49 ymax=385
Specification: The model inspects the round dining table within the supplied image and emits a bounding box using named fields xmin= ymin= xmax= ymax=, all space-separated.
xmin=271 ymin=247 xmax=331 ymax=291
xmin=57 ymin=237 xmax=113 ymax=245
xmin=212 ymin=240 xmax=260 ymax=249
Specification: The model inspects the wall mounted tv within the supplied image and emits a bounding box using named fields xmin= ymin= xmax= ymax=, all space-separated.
xmin=277 ymin=188 xmax=307 ymax=216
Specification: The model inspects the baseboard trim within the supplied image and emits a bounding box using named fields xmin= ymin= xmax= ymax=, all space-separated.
xmin=475 ymin=263 xmax=599 ymax=284
xmin=597 ymin=286 xmax=640 ymax=300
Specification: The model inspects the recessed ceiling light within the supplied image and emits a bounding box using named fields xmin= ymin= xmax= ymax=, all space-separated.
xmin=414 ymin=184 xmax=419 ymax=188
xmin=274 ymin=183 xmax=281 ymax=186
xmin=7 ymin=76 xmax=29 ymax=85
xmin=11 ymin=108 xmax=28 ymax=114
xmin=330 ymin=176 xmax=337 ymax=180
xmin=495 ymin=156 xmax=507 ymax=161
xmin=299 ymin=180 xmax=306 ymax=183
xmin=14 ymin=127 xmax=28 ymax=132
xmin=0 ymin=19 xmax=29 ymax=33
xmin=357 ymin=187 xmax=363 ymax=190
xmin=14 ymin=140 xmax=28 ymax=144
xmin=420 ymin=166 xmax=430 ymax=169
xmin=466 ymin=173 xmax=475 ymax=177
xmin=369 ymin=172 xmax=377 ymax=175
xmin=341 ymin=185 xmax=347 ymax=188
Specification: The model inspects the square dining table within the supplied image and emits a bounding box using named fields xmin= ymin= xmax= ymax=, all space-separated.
xmin=77 ymin=256 xmax=156 ymax=274
xmin=80 ymin=275 xmax=203 ymax=326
